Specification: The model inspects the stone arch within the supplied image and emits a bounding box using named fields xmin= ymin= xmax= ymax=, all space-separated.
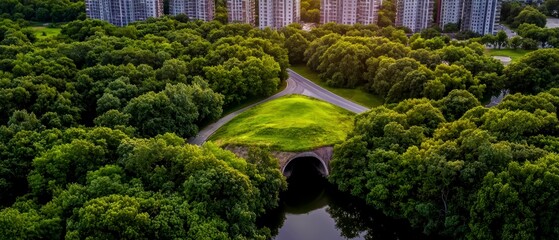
xmin=281 ymin=152 xmax=329 ymax=177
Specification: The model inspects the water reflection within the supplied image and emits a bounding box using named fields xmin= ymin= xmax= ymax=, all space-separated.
xmin=328 ymin=188 xmax=429 ymax=240
xmin=260 ymin=157 xmax=436 ymax=240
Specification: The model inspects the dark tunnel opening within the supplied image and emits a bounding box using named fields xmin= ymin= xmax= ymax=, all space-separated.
xmin=281 ymin=157 xmax=330 ymax=208
xmin=283 ymin=156 xmax=328 ymax=178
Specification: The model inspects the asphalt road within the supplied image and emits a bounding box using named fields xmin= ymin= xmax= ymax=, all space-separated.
xmin=188 ymin=69 xmax=370 ymax=145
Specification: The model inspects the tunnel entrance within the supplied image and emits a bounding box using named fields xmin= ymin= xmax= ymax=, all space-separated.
xmin=281 ymin=157 xmax=329 ymax=209
xmin=282 ymin=156 xmax=328 ymax=178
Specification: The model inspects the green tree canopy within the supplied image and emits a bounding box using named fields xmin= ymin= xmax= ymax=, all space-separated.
xmin=330 ymin=88 xmax=559 ymax=239
xmin=513 ymin=6 xmax=547 ymax=28
xmin=505 ymin=49 xmax=559 ymax=94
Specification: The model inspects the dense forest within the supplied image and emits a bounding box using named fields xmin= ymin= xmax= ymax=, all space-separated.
xmin=290 ymin=18 xmax=559 ymax=240
xmin=296 ymin=24 xmax=505 ymax=102
xmin=330 ymin=86 xmax=559 ymax=239
xmin=301 ymin=15 xmax=559 ymax=240
xmin=291 ymin=21 xmax=559 ymax=99
xmin=0 ymin=17 xmax=291 ymax=239
xmin=502 ymin=0 xmax=558 ymax=22
xmin=0 ymin=0 xmax=85 ymax=22
xmin=2 ymin=0 xmax=559 ymax=239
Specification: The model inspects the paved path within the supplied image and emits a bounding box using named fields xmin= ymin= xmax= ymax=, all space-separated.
xmin=547 ymin=17 xmax=559 ymax=28
xmin=492 ymin=56 xmax=512 ymax=65
xmin=485 ymin=90 xmax=509 ymax=108
xmin=189 ymin=69 xmax=369 ymax=145
xmin=496 ymin=24 xmax=516 ymax=38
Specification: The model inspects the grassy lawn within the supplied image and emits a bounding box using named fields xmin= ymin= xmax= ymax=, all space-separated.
xmin=31 ymin=26 xmax=62 ymax=39
xmin=289 ymin=64 xmax=383 ymax=108
xmin=28 ymin=22 xmax=62 ymax=39
xmin=485 ymin=49 xmax=534 ymax=62
xmin=209 ymin=94 xmax=355 ymax=152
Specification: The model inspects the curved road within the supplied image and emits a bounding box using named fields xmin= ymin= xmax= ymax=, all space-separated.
xmin=189 ymin=69 xmax=369 ymax=145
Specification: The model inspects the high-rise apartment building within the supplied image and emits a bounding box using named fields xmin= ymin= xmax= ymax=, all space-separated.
xmin=461 ymin=0 xmax=501 ymax=35
xmin=259 ymin=0 xmax=301 ymax=29
xmin=396 ymin=0 xmax=435 ymax=32
xmin=438 ymin=0 xmax=462 ymax=29
xmin=358 ymin=0 xmax=382 ymax=25
xmin=437 ymin=0 xmax=501 ymax=35
xmin=227 ymin=0 xmax=256 ymax=25
xmin=86 ymin=0 xmax=163 ymax=26
xmin=320 ymin=0 xmax=381 ymax=25
xmin=169 ymin=0 xmax=214 ymax=21
xmin=339 ymin=0 xmax=359 ymax=24
xmin=321 ymin=0 xmax=338 ymax=24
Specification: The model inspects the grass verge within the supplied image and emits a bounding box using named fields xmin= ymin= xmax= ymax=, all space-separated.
xmin=28 ymin=22 xmax=62 ymax=39
xmin=209 ymin=94 xmax=355 ymax=152
xmin=485 ymin=49 xmax=534 ymax=62
xmin=31 ymin=26 xmax=61 ymax=39
xmin=289 ymin=64 xmax=383 ymax=108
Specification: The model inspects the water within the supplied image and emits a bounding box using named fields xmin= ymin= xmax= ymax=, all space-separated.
xmin=260 ymin=157 xmax=431 ymax=240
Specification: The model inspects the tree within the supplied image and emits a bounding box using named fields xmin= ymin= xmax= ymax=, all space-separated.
xmin=300 ymin=0 xmax=320 ymax=23
xmin=420 ymin=28 xmax=441 ymax=39
xmin=61 ymin=19 xmax=115 ymax=41
xmin=513 ymin=6 xmax=547 ymax=28
xmin=0 ymin=16 xmax=301 ymax=240
xmin=28 ymin=139 xmax=109 ymax=200
xmin=304 ymin=33 xmax=342 ymax=71
xmin=470 ymin=155 xmax=559 ymax=240
xmin=481 ymin=34 xmax=497 ymax=47
xmin=66 ymin=195 xmax=151 ymax=240
xmin=544 ymin=0 xmax=559 ymax=17
xmin=378 ymin=0 xmax=396 ymax=27
xmin=96 ymin=93 xmax=121 ymax=114
xmin=0 ymin=208 xmax=62 ymax=239
xmin=93 ymin=110 xmax=131 ymax=129
xmin=522 ymin=37 xmax=539 ymax=50
xmin=317 ymin=40 xmax=372 ymax=88
xmin=509 ymin=36 xmax=523 ymax=49
xmin=501 ymin=1 xmax=525 ymax=25
xmin=505 ymin=49 xmax=559 ymax=93
xmin=367 ymin=57 xmax=422 ymax=98
xmin=330 ymin=88 xmax=559 ymax=238
xmin=442 ymin=23 xmax=460 ymax=33
xmin=285 ymin=32 xmax=310 ymax=64
xmin=408 ymin=49 xmax=442 ymax=68
xmin=436 ymin=90 xmax=481 ymax=121
xmin=495 ymin=30 xmax=508 ymax=49
xmin=204 ymin=55 xmax=280 ymax=106
xmin=517 ymin=23 xmax=554 ymax=47
xmin=156 ymin=59 xmax=189 ymax=83
xmin=425 ymin=37 xmax=445 ymax=50
xmin=124 ymin=82 xmax=223 ymax=138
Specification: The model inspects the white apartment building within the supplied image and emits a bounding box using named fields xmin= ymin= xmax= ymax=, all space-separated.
xmin=340 ymin=0 xmax=358 ymax=25
xmin=86 ymin=0 xmax=164 ymax=26
xmin=227 ymin=0 xmax=256 ymax=25
xmin=259 ymin=0 xmax=301 ymax=29
xmin=169 ymin=0 xmax=214 ymax=21
xmin=438 ymin=0 xmax=462 ymax=29
xmin=396 ymin=0 xmax=435 ymax=32
xmin=320 ymin=0 xmax=381 ymax=25
xmin=461 ymin=0 xmax=501 ymax=35
xmin=321 ymin=0 xmax=338 ymax=24
xmin=357 ymin=0 xmax=382 ymax=25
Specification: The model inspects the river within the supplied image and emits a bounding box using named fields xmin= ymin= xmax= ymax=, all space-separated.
xmin=259 ymin=157 xmax=434 ymax=240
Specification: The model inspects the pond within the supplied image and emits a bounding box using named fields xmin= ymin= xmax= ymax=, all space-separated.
xmin=259 ymin=157 xmax=435 ymax=240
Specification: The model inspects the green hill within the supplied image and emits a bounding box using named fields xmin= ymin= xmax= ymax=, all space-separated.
xmin=210 ymin=95 xmax=355 ymax=151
